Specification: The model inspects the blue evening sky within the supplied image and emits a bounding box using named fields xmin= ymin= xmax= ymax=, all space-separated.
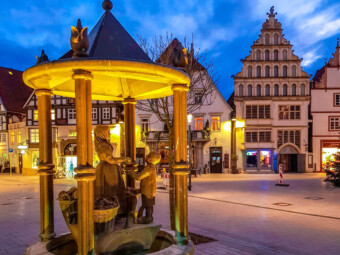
xmin=0 ymin=0 xmax=340 ymax=100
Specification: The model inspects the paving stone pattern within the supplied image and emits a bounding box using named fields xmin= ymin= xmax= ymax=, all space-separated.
xmin=0 ymin=174 xmax=339 ymax=255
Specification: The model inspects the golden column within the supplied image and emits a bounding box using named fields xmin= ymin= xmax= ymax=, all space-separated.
xmin=72 ymin=70 xmax=95 ymax=255
xmin=172 ymin=84 xmax=190 ymax=244
xmin=122 ymin=97 xmax=137 ymax=222
xmin=36 ymin=89 xmax=56 ymax=242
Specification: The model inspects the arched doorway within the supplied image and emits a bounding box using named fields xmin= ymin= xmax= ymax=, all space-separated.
xmin=278 ymin=144 xmax=304 ymax=172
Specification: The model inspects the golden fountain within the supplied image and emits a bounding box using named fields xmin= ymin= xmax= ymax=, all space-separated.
xmin=23 ymin=1 xmax=193 ymax=254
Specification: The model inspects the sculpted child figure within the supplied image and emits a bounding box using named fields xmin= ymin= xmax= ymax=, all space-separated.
xmin=129 ymin=151 xmax=161 ymax=224
xmin=94 ymin=125 xmax=130 ymax=215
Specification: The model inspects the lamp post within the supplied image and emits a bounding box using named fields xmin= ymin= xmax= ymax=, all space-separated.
xmin=187 ymin=114 xmax=193 ymax=191
xmin=231 ymin=111 xmax=238 ymax=174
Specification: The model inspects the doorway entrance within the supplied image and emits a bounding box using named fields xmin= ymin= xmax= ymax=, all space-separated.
xmin=210 ymin=147 xmax=222 ymax=173
xmin=278 ymin=145 xmax=305 ymax=172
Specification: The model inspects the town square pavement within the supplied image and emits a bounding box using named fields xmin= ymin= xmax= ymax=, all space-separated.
xmin=0 ymin=173 xmax=339 ymax=255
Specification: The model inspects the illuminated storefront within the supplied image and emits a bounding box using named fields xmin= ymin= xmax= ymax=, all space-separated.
xmin=244 ymin=149 xmax=273 ymax=172
xmin=321 ymin=141 xmax=340 ymax=171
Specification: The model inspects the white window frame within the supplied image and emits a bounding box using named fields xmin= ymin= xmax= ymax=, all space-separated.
xmin=102 ymin=108 xmax=110 ymax=120
xmin=92 ymin=108 xmax=98 ymax=120
xmin=30 ymin=129 xmax=39 ymax=143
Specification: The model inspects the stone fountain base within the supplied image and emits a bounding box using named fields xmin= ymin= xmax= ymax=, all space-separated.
xmin=25 ymin=228 xmax=194 ymax=255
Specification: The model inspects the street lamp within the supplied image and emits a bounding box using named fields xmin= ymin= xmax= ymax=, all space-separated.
xmin=187 ymin=114 xmax=193 ymax=191
xmin=231 ymin=111 xmax=238 ymax=174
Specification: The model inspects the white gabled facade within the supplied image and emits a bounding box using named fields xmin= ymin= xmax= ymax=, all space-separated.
xmin=311 ymin=41 xmax=340 ymax=172
xmin=233 ymin=7 xmax=312 ymax=173
xmin=136 ymin=77 xmax=233 ymax=173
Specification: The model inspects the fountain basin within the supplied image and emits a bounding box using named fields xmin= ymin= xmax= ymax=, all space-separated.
xmin=25 ymin=229 xmax=194 ymax=255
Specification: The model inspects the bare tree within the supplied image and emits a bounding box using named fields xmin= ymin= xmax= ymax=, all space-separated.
xmin=137 ymin=33 xmax=217 ymax=230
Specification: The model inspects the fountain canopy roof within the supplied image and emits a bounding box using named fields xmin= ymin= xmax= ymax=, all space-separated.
xmin=23 ymin=1 xmax=189 ymax=101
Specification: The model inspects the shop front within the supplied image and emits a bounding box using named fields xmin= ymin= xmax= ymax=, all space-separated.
xmin=320 ymin=140 xmax=340 ymax=171
xmin=244 ymin=148 xmax=273 ymax=172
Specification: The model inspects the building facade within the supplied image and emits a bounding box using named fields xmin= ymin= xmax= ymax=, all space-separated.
xmin=8 ymin=91 xmax=123 ymax=175
xmin=310 ymin=41 xmax=340 ymax=172
xmin=0 ymin=68 xmax=33 ymax=171
xmin=233 ymin=7 xmax=312 ymax=173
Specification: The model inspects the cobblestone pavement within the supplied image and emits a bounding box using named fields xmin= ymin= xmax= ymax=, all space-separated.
xmin=0 ymin=173 xmax=339 ymax=255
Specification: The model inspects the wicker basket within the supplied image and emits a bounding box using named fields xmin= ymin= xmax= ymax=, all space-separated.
xmin=93 ymin=206 xmax=119 ymax=223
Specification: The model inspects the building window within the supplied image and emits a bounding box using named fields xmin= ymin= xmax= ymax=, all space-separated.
xmin=245 ymin=132 xmax=258 ymax=143
xmin=102 ymin=108 xmax=110 ymax=120
xmin=92 ymin=108 xmax=98 ymax=120
xmin=211 ymin=116 xmax=220 ymax=131
xmin=259 ymin=132 xmax=271 ymax=142
xmin=239 ymin=84 xmax=244 ymax=96
xmin=246 ymin=105 xmax=270 ymax=119
xmin=194 ymin=117 xmax=203 ymax=130
xmin=246 ymin=151 xmax=257 ymax=168
xmin=260 ymin=150 xmax=272 ymax=168
xmin=278 ymin=130 xmax=300 ymax=148
xmin=10 ymin=132 xmax=14 ymax=143
xmin=256 ymin=66 xmax=261 ymax=78
xmin=279 ymin=105 xmax=300 ymax=120
xmin=274 ymin=34 xmax=279 ymax=45
xmin=30 ymin=129 xmax=39 ymax=143
xmin=334 ymin=94 xmax=340 ymax=106
xmin=195 ymin=93 xmax=203 ymax=104
xmin=141 ymin=118 xmax=150 ymax=132
xmin=247 ymin=66 xmax=252 ymax=78
xmin=68 ymin=98 xmax=75 ymax=104
xmin=34 ymin=110 xmax=38 ymax=121
xmin=274 ymin=66 xmax=279 ymax=77
xmin=292 ymin=84 xmax=296 ymax=96
xmin=301 ymin=84 xmax=306 ymax=96
xmin=283 ymin=50 xmax=288 ymax=60
xmin=256 ymin=85 xmax=261 ymax=96
xmin=282 ymin=84 xmax=288 ymax=96
xmin=329 ymin=117 xmax=340 ymax=130
xmin=265 ymin=66 xmax=270 ymax=77
xmin=2 ymin=134 xmax=6 ymax=142
xmin=51 ymin=109 xmax=55 ymax=120
xmin=274 ymin=50 xmax=278 ymax=61
xmin=247 ymin=85 xmax=252 ymax=96
xmin=274 ymin=84 xmax=279 ymax=96
xmin=292 ymin=65 xmax=296 ymax=77
xmin=265 ymin=85 xmax=270 ymax=96
xmin=17 ymin=131 xmax=21 ymax=144
xmin=265 ymin=34 xmax=270 ymax=45
xmin=68 ymin=108 xmax=76 ymax=119
xmin=283 ymin=66 xmax=288 ymax=77
xmin=255 ymin=50 xmax=261 ymax=61
xmin=265 ymin=50 xmax=270 ymax=60
xmin=68 ymin=130 xmax=77 ymax=137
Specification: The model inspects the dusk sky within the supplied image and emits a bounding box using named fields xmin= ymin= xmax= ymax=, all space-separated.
xmin=0 ymin=0 xmax=340 ymax=100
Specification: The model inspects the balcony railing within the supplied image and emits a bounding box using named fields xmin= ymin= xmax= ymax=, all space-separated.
xmin=141 ymin=130 xmax=210 ymax=142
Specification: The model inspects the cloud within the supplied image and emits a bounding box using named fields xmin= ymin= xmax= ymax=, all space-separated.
xmin=301 ymin=49 xmax=321 ymax=67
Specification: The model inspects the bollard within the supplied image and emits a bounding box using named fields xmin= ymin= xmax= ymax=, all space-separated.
xmin=276 ymin=164 xmax=289 ymax=187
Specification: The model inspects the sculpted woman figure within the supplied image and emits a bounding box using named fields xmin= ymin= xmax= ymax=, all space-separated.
xmin=94 ymin=125 xmax=130 ymax=215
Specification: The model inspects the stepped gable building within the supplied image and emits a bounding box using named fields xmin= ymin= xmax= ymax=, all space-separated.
xmin=233 ymin=7 xmax=312 ymax=173
xmin=0 ymin=67 xmax=33 ymax=168
xmin=310 ymin=39 xmax=340 ymax=172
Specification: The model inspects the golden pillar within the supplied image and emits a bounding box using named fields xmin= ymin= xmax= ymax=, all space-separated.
xmin=72 ymin=70 xmax=95 ymax=255
xmin=36 ymin=89 xmax=56 ymax=242
xmin=122 ymin=98 xmax=137 ymax=222
xmin=172 ymin=84 xmax=190 ymax=244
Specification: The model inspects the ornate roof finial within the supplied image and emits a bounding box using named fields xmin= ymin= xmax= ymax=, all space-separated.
xmin=267 ymin=6 xmax=277 ymax=17
xmin=102 ymin=0 xmax=113 ymax=11
xmin=337 ymin=37 xmax=339 ymax=48
xmin=36 ymin=49 xmax=49 ymax=64
xmin=70 ymin=19 xmax=89 ymax=58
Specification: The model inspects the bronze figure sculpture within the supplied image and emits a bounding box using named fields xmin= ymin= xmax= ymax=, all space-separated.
xmin=94 ymin=125 xmax=130 ymax=215
xmin=129 ymin=151 xmax=161 ymax=224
